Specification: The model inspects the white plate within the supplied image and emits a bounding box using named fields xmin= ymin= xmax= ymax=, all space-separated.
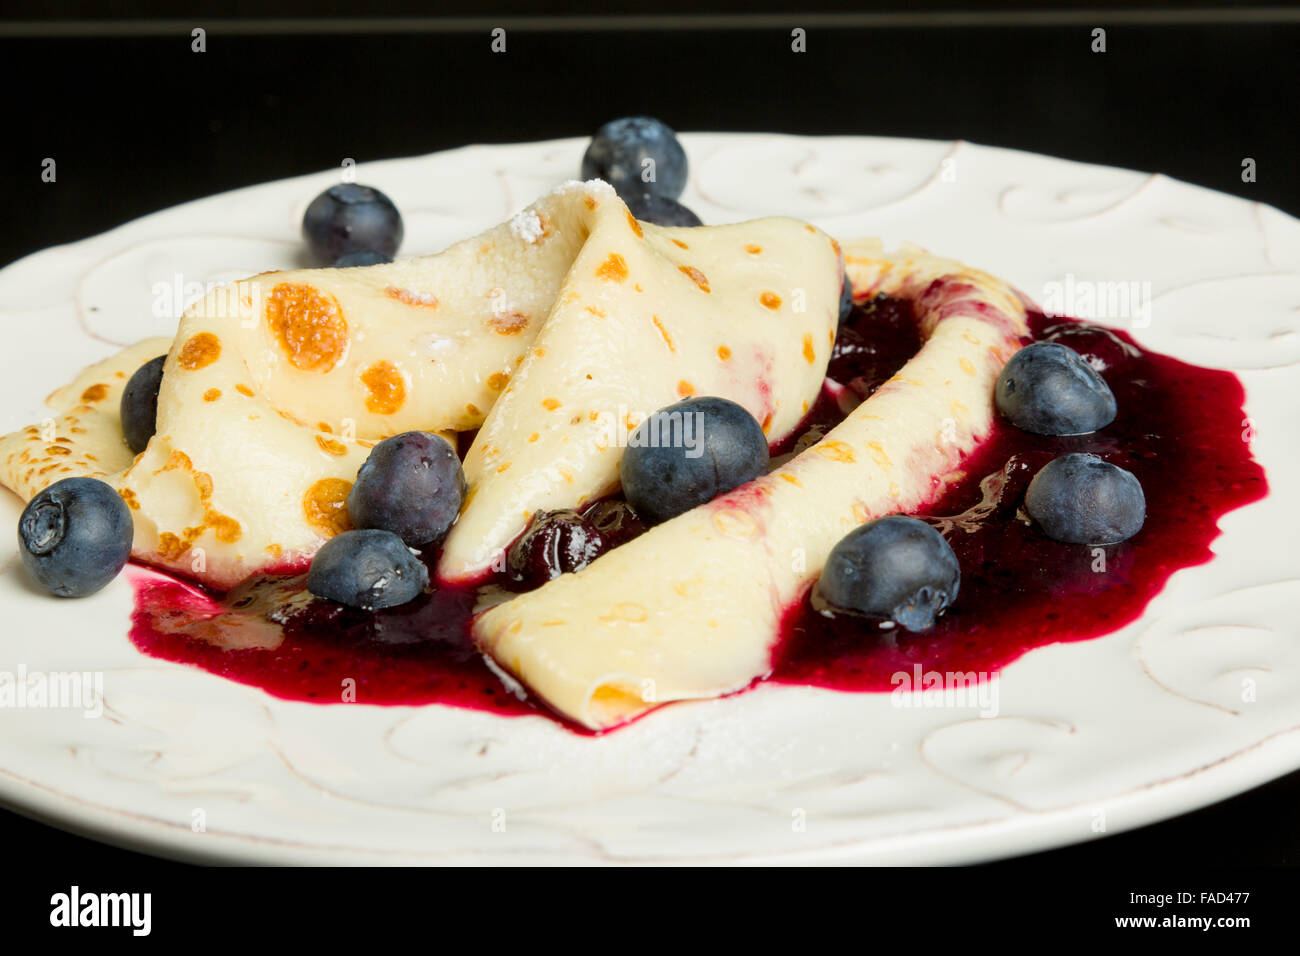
xmin=1 ymin=135 xmax=1297 ymax=865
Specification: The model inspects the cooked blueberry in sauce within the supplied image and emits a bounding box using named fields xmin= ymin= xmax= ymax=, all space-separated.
xmin=128 ymin=300 xmax=1267 ymax=730
xmin=506 ymin=509 xmax=606 ymax=591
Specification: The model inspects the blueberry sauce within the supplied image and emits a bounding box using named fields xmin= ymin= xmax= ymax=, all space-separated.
xmin=128 ymin=297 xmax=1268 ymax=727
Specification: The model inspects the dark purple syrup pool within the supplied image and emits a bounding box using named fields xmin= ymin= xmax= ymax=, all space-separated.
xmin=128 ymin=295 xmax=1268 ymax=729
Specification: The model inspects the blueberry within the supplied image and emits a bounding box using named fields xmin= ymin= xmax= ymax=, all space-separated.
xmin=624 ymin=193 xmax=702 ymax=228
xmin=580 ymin=116 xmax=688 ymax=201
xmin=1024 ymin=453 xmax=1145 ymax=544
xmin=18 ymin=477 xmax=133 ymax=597
xmin=995 ymin=341 xmax=1117 ymax=435
xmin=306 ymin=529 xmax=428 ymax=610
xmin=331 ymin=250 xmax=392 ymax=268
xmin=620 ymin=396 xmax=768 ymax=525
xmin=120 ymin=354 xmax=166 ymax=454
xmin=302 ymin=183 xmax=403 ymax=265
xmin=506 ymin=510 xmax=606 ymax=590
xmin=838 ymin=276 xmax=855 ymax=324
xmin=348 ymin=431 xmax=465 ymax=547
xmin=815 ymin=516 xmax=960 ymax=632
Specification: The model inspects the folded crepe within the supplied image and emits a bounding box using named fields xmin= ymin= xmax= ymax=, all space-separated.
xmin=473 ymin=242 xmax=1029 ymax=729
xmin=0 ymin=180 xmax=841 ymax=589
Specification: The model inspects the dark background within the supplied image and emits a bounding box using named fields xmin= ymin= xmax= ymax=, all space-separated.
xmin=0 ymin=1 xmax=1296 ymax=875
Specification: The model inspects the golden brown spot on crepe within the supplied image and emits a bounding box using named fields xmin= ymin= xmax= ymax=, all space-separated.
xmin=489 ymin=312 xmax=530 ymax=335
xmin=542 ymin=397 xmax=561 ymax=411
xmin=671 ymin=238 xmax=689 ymax=250
xmin=626 ymin=210 xmax=643 ymax=237
xmin=235 ymin=384 xmax=254 ymax=397
xmin=527 ymin=432 xmax=538 ymax=443
xmin=634 ymin=283 xmax=643 ymax=293
xmin=802 ymin=333 xmax=816 ymax=364
xmin=959 ymin=357 xmax=977 ymax=376
xmin=46 ymin=446 xmax=71 ymax=456
xmin=963 ymin=331 xmax=982 ymax=345
xmin=178 ymin=332 xmax=222 ymax=371
xmin=866 ymin=441 xmax=892 ymax=468
xmin=266 ymin=543 xmax=282 ymax=558
xmin=584 ymin=196 xmax=597 ymax=210
xmin=597 ymin=253 xmax=628 ymax=282
xmin=265 ymin=282 xmax=348 ymax=372
xmin=780 ymin=473 xmax=802 ymax=487
xmin=156 ymin=533 xmax=187 ymax=561
xmin=717 ymin=345 xmax=732 ymax=361
xmin=208 ymin=513 xmax=242 ymax=544
xmin=745 ymin=244 xmax=762 ymax=255
xmin=496 ymin=462 xmax=511 ymax=474
xmin=760 ymin=292 xmax=782 ymax=310
xmin=679 ymin=265 xmax=710 ymax=292
xmin=830 ymin=237 xmax=841 ymax=258
xmin=487 ymin=371 xmax=510 ymax=391
xmin=119 ymin=488 xmax=139 ymax=510
xmin=651 ymin=316 xmax=676 ymax=352
xmin=384 ymin=287 xmax=438 ymax=309
xmin=318 ymin=421 xmax=333 ymax=433
xmin=80 ymin=384 xmax=109 ymax=403
xmin=804 ymin=224 xmax=816 ymax=233
xmin=676 ymin=380 xmax=695 ymax=398
xmin=586 ymin=305 xmax=607 ymax=318
xmin=852 ymin=503 xmax=871 ymax=524
xmin=303 ymin=478 xmax=354 ymax=538
xmin=315 ymin=435 xmax=347 ymax=456
xmin=361 ymin=360 xmax=406 ymax=415
xmin=761 ymin=412 xmax=773 ymax=434
xmin=814 ymin=440 xmax=855 ymax=463
xmin=203 ymin=388 xmax=221 ymax=402
xmin=560 ymin=468 xmax=575 ymax=484
xmin=466 ymin=403 xmax=482 ymax=417
xmin=578 ymin=223 xmax=590 ymax=240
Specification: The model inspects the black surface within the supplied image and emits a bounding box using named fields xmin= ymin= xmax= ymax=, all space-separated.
xmin=0 ymin=6 xmax=1295 ymax=875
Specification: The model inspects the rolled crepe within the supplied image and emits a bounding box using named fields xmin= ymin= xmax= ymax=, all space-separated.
xmin=473 ymin=242 xmax=1030 ymax=730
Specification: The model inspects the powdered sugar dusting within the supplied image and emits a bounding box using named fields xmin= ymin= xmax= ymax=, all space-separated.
xmin=510 ymin=209 xmax=546 ymax=245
